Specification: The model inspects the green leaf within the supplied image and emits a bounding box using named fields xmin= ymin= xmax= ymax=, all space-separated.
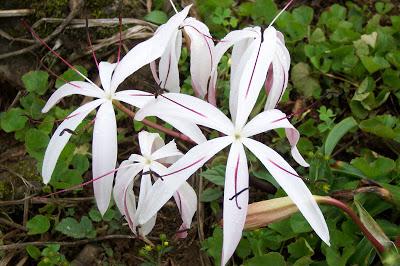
xmin=25 ymin=128 xmax=49 ymax=161
xmin=288 ymin=237 xmax=314 ymax=259
xmin=144 ymin=10 xmax=168 ymax=24
xmin=244 ymin=252 xmax=286 ymax=266
xmin=354 ymin=200 xmax=391 ymax=247
xmin=291 ymin=62 xmax=320 ymax=97
xmin=292 ymin=6 xmax=314 ymax=26
xmin=236 ymin=238 xmax=251 ymax=259
xmin=360 ymin=55 xmax=390 ymax=74
xmin=56 ymin=217 xmax=83 ymax=238
xmin=351 ymin=156 xmax=395 ymax=179
xmin=202 ymin=227 xmax=222 ymax=265
xmin=359 ymin=115 xmax=399 ymax=141
xmin=89 ymin=208 xmax=102 ymax=222
xmin=200 ymin=188 xmax=223 ymax=202
xmin=310 ymin=28 xmax=326 ymax=43
xmin=290 ymin=213 xmax=312 ymax=234
xmin=200 ymin=165 xmax=225 ymax=186
xmin=27 ymin=215 xmax=50 ymax=235
xmin=0 ymin=108 xmax=28 ymax=132
xmin=22 ymin=71 xmax=49 ymax=95
xmin=26 ymin=245 xmax=41 ymax=260
xmin=324 ymin=117 xmax=358 ymax=157
xmin=252 ymin=0 xmax=277 ymax=25
xmin=55 ymin=66 xmax=88 ymax=88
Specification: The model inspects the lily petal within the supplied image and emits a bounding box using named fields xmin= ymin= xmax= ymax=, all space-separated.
xmin=152 ymin=139 xmax=183 ymax=161
xmin=113 ymin=162 xmax=143 ymax=232
xmin=136 ymin=171 xmax=157 ymax=236
xmin=159 ymin=30 xmax=182 ymax=92
xmin=99 ymin=61 xmax=117 ymax=95
xmin=235 ymin=27 xmax=277 ymax=129
xmin=42 ymin=99 xmax=105 ymax=183
xmin=92 ymin=101 xmax=118 ymax=215
xmin=173 ymin=182 xmax=197 ymax=238
xmin=183 ymin=17 xmax=214 ymax=98
xmin=135 ymin=93 xmax=234 ymax=135
xmin=114 ymin=90 xmax=154 ymax=108
xmin=138 ymin=136 xmax=232 ymax=224
xmin=42 ymin=81 xmax=104 ymax=113
xmin=221 ymin=142 xmax=249 ymax=266
xmin=111 ymin=5 xmax=191 ymax=90
xmin=242 ymin=109 xmax=308 ymax=167
xmin=242 ymin=138 xmax=330 ymax=246
xmin=138 ymin=131 xmax=159 ymax=157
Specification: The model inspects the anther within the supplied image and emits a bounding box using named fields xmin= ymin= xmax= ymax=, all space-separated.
xmin=229 ymin=187 xmax=249 ymax=209
xmin=59 ymin=128 xmax=77 ymax=136
xmin=142 ymin=170 xmax=164 ymax=181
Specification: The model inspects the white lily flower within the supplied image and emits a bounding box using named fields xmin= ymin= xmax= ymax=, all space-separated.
xmin=135 ymin=27 xmax=329 ymax=265
xmin=41 ymin=5 xmax=207 ymax=215
xmin=113 ymin=131 xmax=197 ymax=237
xmin=150 ymin=15 xmax=216 ymax=103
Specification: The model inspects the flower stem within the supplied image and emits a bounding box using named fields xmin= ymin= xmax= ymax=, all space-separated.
xmin=113 ymin=100 xmax=196 ymax=144
xmin=315 ymin=196 xmax=386 ymax=253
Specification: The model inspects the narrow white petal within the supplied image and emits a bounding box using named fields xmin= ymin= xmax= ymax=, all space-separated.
xmin=111 ymin=5 xmax=191 ymax=89
xmin=99 ymin=61 xmax=117 ymax=94
xmin=242 ymin=138 xmax=330 ymax=245
xmin=221 ymin=143 xmax=249 ymax=266
xmin=138 ymin=136 xmax=232 ymax=224
xmin=42 ymin=81 xmax=104 ymax=113
xmin=138 ymin=131 xmax=159 ymax=157
xmin=42 ymin=99 xmax=104 ymax=183
xmin=113 ymin=90 xmax=154 ymax=109
xmin=113 ymin=162 xmax=143 ymax=233
xmin=183 ymin=17 xmax=214 ymax=98
xmin=151 ymin=139 xmax=182 ymax=161
xmin=150 ymin=60 xmax=160 ymax=84
xmin=243 ymin=109 xmax=309 ymax=167
xmin=235 ymin=27 xmax=277 ymax=129
xmin=159 ymin=30 xmax=182 ymax=92
xmin=135 ymin=93 xmax=234 ymax=135
xmin=92 ymin=101 xmax=118 ymax=215
xmin=173 ymin=181 xmax=197 ymax=237
xmin=156 ymin=114 xmax=207 ymax=144
xmin=136 ymin=172 xmax=157 ymax=236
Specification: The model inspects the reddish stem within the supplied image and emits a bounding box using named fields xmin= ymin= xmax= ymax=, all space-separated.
xmin=112 ymin=100 xmax=196 ymax=144
xmin=319 ymin=196 xmax=385 ymax=253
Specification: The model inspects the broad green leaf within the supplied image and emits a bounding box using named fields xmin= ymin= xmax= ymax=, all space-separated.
xmin=89 ymin=208 xmax=102 ymax=222
xmin=236 ymin=238 xmax=251 ymax=259
xmin=360 ymin=55 xmax=390 ymax=74
xmin=252 ymin=0 xmax=277 ymax=25
xmin=22 ymin=71 xmax=49 ymax=95
xmin=56 ymin=217 xmax=83 ymax=238
xmin=55 ymin=66 xmax=88 ymax=88
xmin=144 ymin=10 xmax=168 ymax=25
xmin=26 ymin=245 xmax=41 ymax=260
xmin=359 ymin=115 xmax=399 ymax=141
xmin=351 ymin=156 xmax=395 ymax=180
xmin=244 ymin=252 xmax=285 ymax=266
xmin=324 ymin=117 xmax=358 ymax=157
xmin=27 ymin=215 xmax=50 ymax=235
xmin=310 ymin=28 xmax=326 ymax=43
xmin=291 ymin=62 xmax=320 ymax=97
xmin=202 ymin=227 xmax=222 ymax=265
xmin=354 ymin=200 xmax=391 ymax=247
xmin=200 ymin=188 xmax=222 ymax=202
xmin=290 ymin=213 xmax=312 ymax=234
xmin=25 ymin=128 xmax=49 ymax=161
xmin=288 ymin=237 xmax=314 ymax=259
xmin=0 ymin=108 xmax=28 ymax=132
xmin=200 ymin=165 xmax=225 ymax=186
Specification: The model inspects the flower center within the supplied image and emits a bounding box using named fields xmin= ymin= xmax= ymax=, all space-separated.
xmin=144 ymin=157 xmax=152 ymax=165
xmin=232 ymin=130 xmax=243 ymax=142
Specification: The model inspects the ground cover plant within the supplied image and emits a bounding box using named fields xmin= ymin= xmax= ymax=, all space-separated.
xmin=0 ymin=0 xmax=399 ymax=265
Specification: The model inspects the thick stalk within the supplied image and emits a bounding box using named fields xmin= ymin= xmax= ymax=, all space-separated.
xmin=315 ymin=196 xmax=386 ymax=253
xmin=113 ymin=100 xmax=195 ymax=144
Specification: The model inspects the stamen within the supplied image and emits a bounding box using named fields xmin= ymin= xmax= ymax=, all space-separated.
xmin=59 ymin=128 xmax=77 ymax=136
xmin=85 ymin=17 xmax=99 ymax=69
xmin=161 ymin=156 xmax=206 ymax=178
xmin=117 ymin=16 xmax=122 ymax=64
xmin=269 ymin=0 xmax=295 ymax=27
xmin=268 ymin=159 xmax=300 ymax=178
xmin=271 ymin=100 xmax=320 ymax=123
xmin=229 ymin=187 xmax=249 ymax=201
xmin=39 ymin=60 xmax=81 ymax=89
xmin=41 ymin=164 xmax=132 ymax=198
xmin=161 ymin=95 xmax=207 ymax=118
xmin=142 ymin=170 xmax=164 ymax=181
xmin=22 ymin=20 xmax=98 ymax=88
xmin=169 ymin=0 xmax=178 ymax=14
